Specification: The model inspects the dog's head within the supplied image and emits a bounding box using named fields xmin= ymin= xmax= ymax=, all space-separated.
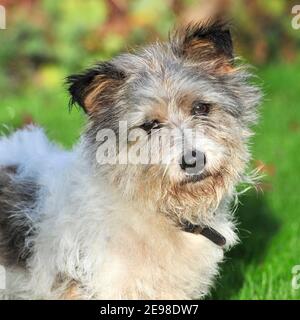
xmin=67 ymin=20 xmax=261 ymax=224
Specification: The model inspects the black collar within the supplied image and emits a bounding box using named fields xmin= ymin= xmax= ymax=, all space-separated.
xmin=182 ymin=222 xmax=226 ymax=247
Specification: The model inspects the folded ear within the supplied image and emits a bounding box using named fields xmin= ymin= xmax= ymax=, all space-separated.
xmin=171 ymin=19 xmax=234 ymax=73
xmin=66 ymin=62 xmax=126 ymax=114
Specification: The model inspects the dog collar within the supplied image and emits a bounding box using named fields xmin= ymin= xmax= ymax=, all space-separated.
xmin=182 ymin=222 xmax=226 ymax=247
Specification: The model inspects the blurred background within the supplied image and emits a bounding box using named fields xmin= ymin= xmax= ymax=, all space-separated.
xmin=0 ymin=0 xmax=300 ymax=299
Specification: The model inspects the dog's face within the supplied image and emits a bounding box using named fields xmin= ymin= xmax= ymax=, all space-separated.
xmin=67 ymin=21 xmax=261 ymax=223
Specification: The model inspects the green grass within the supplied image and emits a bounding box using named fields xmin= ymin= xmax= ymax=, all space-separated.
xmin=211 ymin=62 xmax=300 ymax=299
xmin=0 ymin=86 xmax=84 ymax=148
xmin=0 ymin=62 xmax=300 ymax=300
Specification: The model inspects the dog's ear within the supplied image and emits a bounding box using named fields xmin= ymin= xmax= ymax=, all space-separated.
xmin=171 ymin=19 xmax=234 ymax=73
xmin=66 ymin=62 xmax=126 ymax=114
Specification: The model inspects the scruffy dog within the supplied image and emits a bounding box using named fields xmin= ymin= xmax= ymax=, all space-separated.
xmin=0 ymin=20 xmax=261 ymax=299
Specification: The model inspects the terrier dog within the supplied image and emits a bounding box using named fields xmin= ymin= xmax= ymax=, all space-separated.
xmin=0 ymin=20 xmax=261 ymax=299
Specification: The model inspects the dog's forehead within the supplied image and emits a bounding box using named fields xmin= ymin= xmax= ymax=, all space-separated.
xmin=112 ymin=48 xmax=242 ymax=121
xmin=123 ymin=57 xmax=201 ymax=98
xmin=126 ymin=62 xmax=234 ymax=114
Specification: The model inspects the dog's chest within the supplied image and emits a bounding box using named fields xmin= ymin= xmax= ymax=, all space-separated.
xmin=86 ymin=224 xmax=224 ymax=299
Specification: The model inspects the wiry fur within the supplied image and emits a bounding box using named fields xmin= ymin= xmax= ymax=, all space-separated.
xmin=0 ymin=165 xmax=37 ymax=267
xmin=0 ymin=20 xmax=261 ymax=299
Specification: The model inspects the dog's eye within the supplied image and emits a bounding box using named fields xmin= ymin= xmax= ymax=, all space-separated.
xmin=192 ymin=102 xmax=211 ymax=116
xmin=140 ymin=120 xmax=161 ymax=133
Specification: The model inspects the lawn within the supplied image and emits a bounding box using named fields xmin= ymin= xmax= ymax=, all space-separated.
xmin=0 ymin=61 xmax=300 ymax=300
xmin=211 ymin=62 xmax=300 ymax=299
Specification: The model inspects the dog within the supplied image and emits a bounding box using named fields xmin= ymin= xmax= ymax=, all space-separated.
xmin=0 ymin=19 xmax=261 ymax=299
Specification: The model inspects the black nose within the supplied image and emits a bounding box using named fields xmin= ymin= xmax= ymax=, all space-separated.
xmin=180 ymin=150 xmax=206 ymax=174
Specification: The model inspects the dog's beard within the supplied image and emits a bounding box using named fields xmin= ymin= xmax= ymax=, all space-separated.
xmin=158 ymin=171 xmax=229 ymax=224
xmin=105 ymin=158 xmax=240 ymax=226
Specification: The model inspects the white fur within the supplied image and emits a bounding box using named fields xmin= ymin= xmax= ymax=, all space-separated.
xmin=0 ymin=126 xmax=237 ymax=299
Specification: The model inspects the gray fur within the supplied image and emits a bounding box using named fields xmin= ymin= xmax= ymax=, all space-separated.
xmin=0 ymin=166 xmax=37 ymax=267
